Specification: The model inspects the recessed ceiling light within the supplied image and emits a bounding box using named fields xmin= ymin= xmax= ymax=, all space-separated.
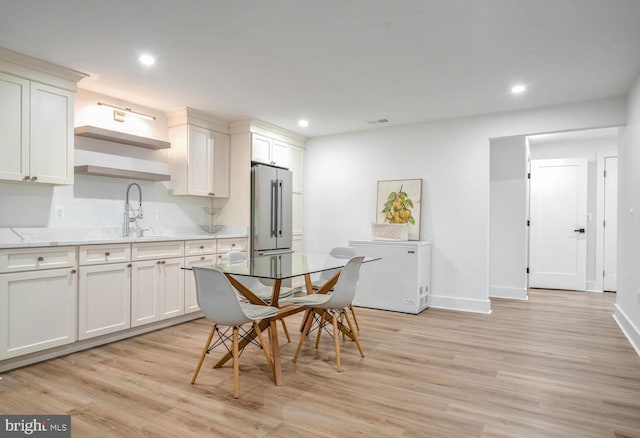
xmin=511 ymin=84 xmax=526 ymax=94
xmin=298 ymin=119 xmax=309 ymax=128
xmin=139 ymin=54 xmax=155 ymax=66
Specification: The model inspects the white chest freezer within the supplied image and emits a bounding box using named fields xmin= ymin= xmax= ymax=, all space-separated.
xmin=349 ymin=240 xmax=431 ymax=314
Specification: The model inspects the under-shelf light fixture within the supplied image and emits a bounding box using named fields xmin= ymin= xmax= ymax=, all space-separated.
xmin=97 ymin=101 xmax=156 ymax=122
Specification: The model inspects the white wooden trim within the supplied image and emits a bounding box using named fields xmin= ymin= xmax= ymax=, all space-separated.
xmin=165 ymin=106 xmax=230 ymax=134
xmin=595 ymin=152 xmax=618 ymax=292
xmin=0 ymin=47 xmax=87 ymax=91
xmin=230 ymin=118 xmax=308 ymax=147
xmin=430 ymin=294 xmax=492 ymax=314
xmin=489 ymin=286 xmax=528 ymax=300
xmin=613 ymin=304 xmax=640 ymax=357
xmin=0 ymin=313 xmax=202 ymax=372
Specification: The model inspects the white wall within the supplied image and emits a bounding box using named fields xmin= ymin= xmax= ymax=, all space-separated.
xmin=615 ymin=75 xmax=640 ymax=355
xmin=489 ymin=136 xmax=528 ymax=300
xmin=529 ymin=134 xmax=618 ymax=291
xmin=305 ymin=96 xmax=627 ymax=314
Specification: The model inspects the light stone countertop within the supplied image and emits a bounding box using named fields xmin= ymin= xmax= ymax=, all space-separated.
xmin=0 ymin=226 xmax=248 ymax=249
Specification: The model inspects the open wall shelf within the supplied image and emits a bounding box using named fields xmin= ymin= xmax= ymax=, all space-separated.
xmin=74 ymin=126 xmax=171 ymax=150
xmin=74 ymin=165 xmax=170 ymax=182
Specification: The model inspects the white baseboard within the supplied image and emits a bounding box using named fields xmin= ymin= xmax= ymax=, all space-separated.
xmin=0 ymin=312 xmax=203 ymax=372
xmin=613 ymin=304 xmax=640 ymax=357
xmin=430 ymin=294 xmax=492 ymax=314
xmin=489 ymin=285 xmax=528 ymax=300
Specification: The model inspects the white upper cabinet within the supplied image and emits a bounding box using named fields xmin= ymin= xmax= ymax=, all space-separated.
xmin=169 ymin=124 xmax=230 ymax=198
xmin=0 ymin=49 xmax=84 ymax=185
xmin=0 ymin=72 xmax=29 ymax=181
xmin=29 ymin=82 xmax=74 ymax=184
xmin=251 ymin=133 xmax=290 ymax=168
xmin=0 ymin=75 xmax=74 ymax=184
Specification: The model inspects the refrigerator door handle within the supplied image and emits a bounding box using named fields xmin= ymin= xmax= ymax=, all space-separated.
xmin=278 ymin=179 xmax=283 ymax=237
xmin=271 ymin=179 xmax=278 ymax=237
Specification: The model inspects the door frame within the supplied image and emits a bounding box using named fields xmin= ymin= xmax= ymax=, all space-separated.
xmin=595 ymin=152 xmax=618 ymax=292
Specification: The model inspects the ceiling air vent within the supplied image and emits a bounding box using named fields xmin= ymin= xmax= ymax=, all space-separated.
xmin=366 ymin=118 xmax=390 ymax=125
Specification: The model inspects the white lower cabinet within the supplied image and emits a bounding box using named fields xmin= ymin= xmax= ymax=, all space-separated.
xmin=0 ymin=267 xmax=77 ymax=359
xmin=78 ymin=262 xmax=131 ymax=340
xmin=131 ymin=257 xmax=184 ymax=327
xmin=184 ymin=254 xmax=216 ymax=313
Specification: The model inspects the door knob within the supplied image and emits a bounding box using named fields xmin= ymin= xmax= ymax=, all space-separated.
xmin=573 ymin=228 xmax=585 ymax=233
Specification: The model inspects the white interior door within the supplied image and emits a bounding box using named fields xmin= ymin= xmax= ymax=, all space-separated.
xmin=529 ymin=158 xmax=588 ymax=290
xmin=603 ymin=157 xmax=618 ymax=291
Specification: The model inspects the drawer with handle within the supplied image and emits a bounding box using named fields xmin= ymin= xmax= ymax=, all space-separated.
xmin=78 ymin=243 xmax=131 ymax=266
xmin=185 ymin=239 xmax=216 ymax=256
xmin=0 ymin=246 xmax=76 ymax=273
xmin=131 ymin=240 xmax=184 ymax=261
xmin=216 ymin=238 xmax=247 ymax=254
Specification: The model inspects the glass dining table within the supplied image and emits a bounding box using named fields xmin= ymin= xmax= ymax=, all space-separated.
xmin=184 ymin=252 xmax=380 ymax=385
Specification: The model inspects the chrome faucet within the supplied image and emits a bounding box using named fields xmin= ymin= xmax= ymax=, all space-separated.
xmin=123 ymin=183 xmax=143 ymax=237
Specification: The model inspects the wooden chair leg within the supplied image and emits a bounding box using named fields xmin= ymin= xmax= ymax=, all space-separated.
xmin=232 ymin=326 xmax=240 ymax=398
xmin=254 ymin=322 xmax=274 ymax=374
xmin=331 ymin=312 xmax=341 ymax=372
xmin=343 ymin=310 xmax=364 ymax=357
xmin=191 ymin=325 xmax=216 ymax=384
xmin=349 ymin=304 xmax=360 ymax=331
xmin=293 ymin=308 xmax=315 ymax=363
xmin=299 ymin=309 xmax=311 ymax=332
xmin=280 ymin=319 xmax=291 ymax=343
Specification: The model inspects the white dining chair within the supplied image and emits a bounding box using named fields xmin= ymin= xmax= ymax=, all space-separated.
xmin=227 ymin=251 xmax=294 ymax=342
xmin=191 ymin=266 xmax=278 ymax=398
xmin=292 ymin=256 xmax=365 ymax=371
xmin=311 ymin=246 xmax=361 ymax=330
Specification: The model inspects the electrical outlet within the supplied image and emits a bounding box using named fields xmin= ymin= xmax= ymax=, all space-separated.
xmin=55 ymin=205 xmax=64 ymax=219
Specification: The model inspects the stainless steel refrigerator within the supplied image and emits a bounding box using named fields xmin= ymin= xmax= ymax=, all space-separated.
xmin=251 ymin=164 xmax=293 ymax=257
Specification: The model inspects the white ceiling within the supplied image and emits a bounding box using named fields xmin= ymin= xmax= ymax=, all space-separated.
xmin=1 ymin=0 xmax=639 ymax=137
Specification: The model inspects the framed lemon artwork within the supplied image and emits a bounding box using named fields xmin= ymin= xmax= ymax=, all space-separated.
xmin=376 ymin=178 xmax=422 ymax=240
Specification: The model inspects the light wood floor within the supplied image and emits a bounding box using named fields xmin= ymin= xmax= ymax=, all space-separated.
xmin=1 ymin=289 xmax=639 ymax=437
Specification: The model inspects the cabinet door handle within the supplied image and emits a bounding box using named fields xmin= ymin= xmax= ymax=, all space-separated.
xmin=23 ymin=175 xmax=30 ymax=181
xmin=157 ymin=261 xmax=162 ymax=265
xmin=37 ymin=256 xmax=44 ymax=262
xmin=199 ymin=245 xmax=204 ymax=249
xmin=127 ymin=264 xmax=132 ymax=268
xmin=231 ymin=243 xmax=236 ymax=247
xmin=200 ymin=256 xmax=205 ymax=260
xmin=105 ymin=252 xmax=111 ymax=256
xmin=161 ymin=260 xmax=166 ymax=264
xmin=71 ymin=269 xmax=77 ymax=274
xmin=30 ymin=176 xmax=37 ymax=181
